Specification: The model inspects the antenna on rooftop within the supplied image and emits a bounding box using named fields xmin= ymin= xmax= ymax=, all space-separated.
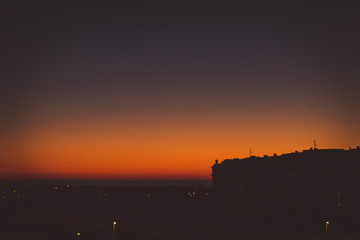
xmin=313 ymin=140 xmax=317 ymax=149
xmin=249 ymin=148 xmax=252 ymax=157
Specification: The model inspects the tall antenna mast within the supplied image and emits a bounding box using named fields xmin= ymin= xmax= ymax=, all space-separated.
xmin=313 ymin=140 xmax=317 ymax=149
xmin=249 ymin=148 xmax=252 ymax=157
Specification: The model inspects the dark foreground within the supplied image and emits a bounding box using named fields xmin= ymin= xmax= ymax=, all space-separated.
xmin=0 ymin=181 xmax=357 ymax=240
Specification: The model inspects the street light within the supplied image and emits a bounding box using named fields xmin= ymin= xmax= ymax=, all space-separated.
xmin=113 ymin=221 xmax=117 ymax=239
xmin=325 ymin=221 xmax=330 ymax=238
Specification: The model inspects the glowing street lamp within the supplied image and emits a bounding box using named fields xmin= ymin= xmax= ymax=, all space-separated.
xmin=325 ymin=221 xmax=330 ymax=237
xmin=113 ymin=221 xmax=117 ymax=239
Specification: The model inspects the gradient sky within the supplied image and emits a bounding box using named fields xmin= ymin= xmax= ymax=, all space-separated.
xmin=1 ymin=1 xmax=360 ymax=179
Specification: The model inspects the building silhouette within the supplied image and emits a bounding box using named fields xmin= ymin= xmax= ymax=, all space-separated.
xmin=211 ymin=147 xmax=360 ymax=239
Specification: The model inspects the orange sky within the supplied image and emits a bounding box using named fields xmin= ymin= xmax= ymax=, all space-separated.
xmin=2 ymin=2 xmax=360 ymax=180
xmin=2 ymin=102 xmax=359 ymax=180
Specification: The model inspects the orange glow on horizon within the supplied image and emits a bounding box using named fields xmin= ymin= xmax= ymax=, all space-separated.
xmin=1 ymin=103 xmax=359 ymax=180
xmin=2 ymin=0 xmax=360 ymax=182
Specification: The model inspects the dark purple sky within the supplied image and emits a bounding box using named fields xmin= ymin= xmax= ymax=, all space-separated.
xmin=1 ymin=1 xmax=360 ymax=178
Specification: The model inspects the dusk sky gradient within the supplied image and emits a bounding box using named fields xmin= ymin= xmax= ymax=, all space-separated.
xmin=1 ymin=1 xmax=360 ymax=179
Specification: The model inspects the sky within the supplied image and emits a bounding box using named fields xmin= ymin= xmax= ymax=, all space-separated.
xmin=1 ymin=1 xmax=360 ymax=180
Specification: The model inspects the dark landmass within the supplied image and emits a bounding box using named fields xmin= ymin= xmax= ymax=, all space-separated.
xmin=1 ymin=148 xmax=359 ymax=240
xmin=0 ymin=181 xmax=212 ymax=240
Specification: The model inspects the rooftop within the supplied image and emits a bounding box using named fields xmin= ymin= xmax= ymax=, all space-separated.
xmin=212 ymin=147 xmax=360 ymax=168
